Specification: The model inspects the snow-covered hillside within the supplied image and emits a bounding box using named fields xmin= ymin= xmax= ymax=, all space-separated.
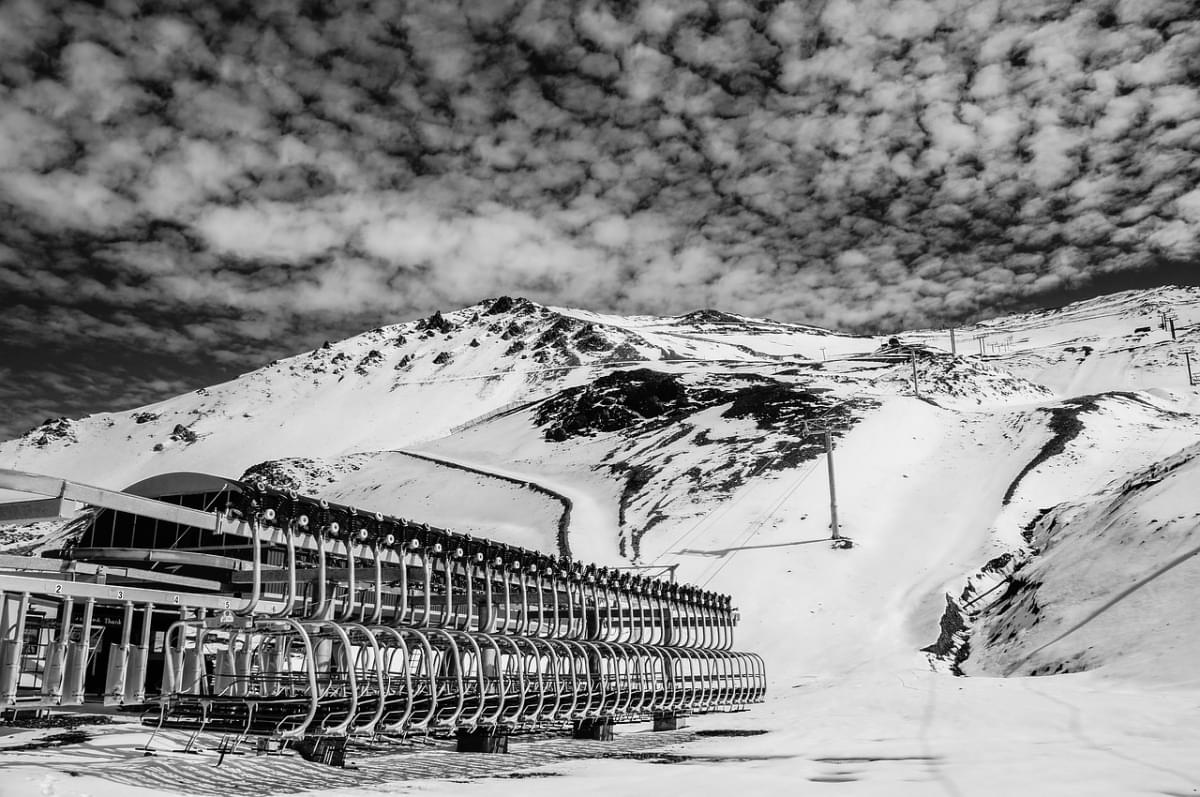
xmin=967 ymin=438 xmax=1200 ymax=685
xmin=2 ymin=286 xmax=1200 ymax=795
xmin=238 ymin=451 xmax=566 ymax=556
xmin=0 ymin=296 xmax=881 ymax=496
xmin=908 ymin=285 xmax=1200 ymax=395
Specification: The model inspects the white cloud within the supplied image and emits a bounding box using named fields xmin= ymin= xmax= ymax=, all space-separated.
xmin=620 ymin=44 xmax=674 ymax=102
xmin=1172 ymin=189 xmax=1200 ymax=225
xmin=877 ymin=0 xmax=940 ymax=40
xmin=1147 ymin=219 xmax=1198 ymax=257
xmin=1119 ymin=47 xmax=1183 ymax=87
xmin=62 ymin=41 xmax=146 ymax=122
xmin=971 ymin=64 xmax=1008 ymax=100
xmin=577 ymin=5 xmax=637 ymax=50
xmin=195 ymin=202 xmax=345 ymax=260
xmin=4 ymin=170 xmax=140 ymax=230
xmin=1026 ymin=121 xmax=1081 ymax=189
xmin=0 ymin=108 xmax=71 ymax=170
xmin=636 ymin=0 xmax=706 ymax=37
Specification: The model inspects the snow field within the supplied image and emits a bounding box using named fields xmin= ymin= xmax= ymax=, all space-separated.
xmin=3 ymin=289 xmax=1200 ymax=795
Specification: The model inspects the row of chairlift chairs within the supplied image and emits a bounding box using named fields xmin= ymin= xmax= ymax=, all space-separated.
xmin=153 ymin=484 xmax=766 ymax=746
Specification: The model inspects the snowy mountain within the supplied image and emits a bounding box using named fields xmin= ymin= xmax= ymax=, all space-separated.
xmin=3 ymin=286 xmax=1200 ymax=794
xmin=0 ymin=296 xmax=878 ymax=496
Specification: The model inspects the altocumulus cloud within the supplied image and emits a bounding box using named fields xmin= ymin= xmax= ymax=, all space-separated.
xmin=1 ymin=0 xmax=1199 ymax=437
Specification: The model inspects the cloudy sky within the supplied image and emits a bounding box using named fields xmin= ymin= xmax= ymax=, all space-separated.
xmin=2 ymin=0 xmax=1200 ymax=440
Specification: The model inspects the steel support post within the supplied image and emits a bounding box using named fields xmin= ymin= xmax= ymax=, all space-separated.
xmin=824 ymin=430 xmax=840 ymax=540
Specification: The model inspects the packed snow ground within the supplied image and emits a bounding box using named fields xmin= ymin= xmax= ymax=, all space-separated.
xmin=2 ymin=288 xmax=1200 ymax=795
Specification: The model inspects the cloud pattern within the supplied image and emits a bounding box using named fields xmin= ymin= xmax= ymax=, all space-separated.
xmin=1 ymin=0 xmax=1199 ymax=438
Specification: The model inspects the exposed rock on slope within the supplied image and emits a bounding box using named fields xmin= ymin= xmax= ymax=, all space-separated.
xmin=536 ymin=369 xmax=701 ymax=441
xmin=532 ymin=367 xmax=878 ymax=559
xmin=857 ymin=353 xmax=1056 ymax=406
xmin=538 ymin=369 xmax=864 ymax=443
xmin=966 ymin=441 xmax=1200 ymax=683
xmin=240 ymin=455 xmax=374 ymax=490
xmin=1001 ymin=396 xmax=1105 ymax=504
xmin=21 ymin=418 xmax=79 ymax=448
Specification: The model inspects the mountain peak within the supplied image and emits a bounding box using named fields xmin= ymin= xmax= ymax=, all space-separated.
xmin=481 ymin=296 xmax=543 ymax=316
xmin=676 ymin=309 xmax=747 ymax=325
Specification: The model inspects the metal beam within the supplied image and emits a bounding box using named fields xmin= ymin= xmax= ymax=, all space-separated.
xmin=0 ymin=573 xmax=284 ymax=612
xmin=0 ymin=566 xmax=220 ymax=592
xmin=0 ymin=555 xmax=221 ymax=591
xmin=0 ymin=555 xmax=87 ymax=574
xmin=229 ymin=565 xmax=415 ymax=583
xmin=103 ymin=569 xmax=224 ymax=592
xmin=65 ymin=548 xmax=266 ymax=572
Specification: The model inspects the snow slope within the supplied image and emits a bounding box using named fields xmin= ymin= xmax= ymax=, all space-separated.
xmin=238 ymin=452 xmax=565 ymax=554
xmin=0 ymin=297 xmax=882 ymax=497
xmin=2 ymin=287 xmax=1200 ymax=795
xmin=908 ymin=285 xmax=1200 ymax=396
xmin=968 ymin=439 xmax=1200 ymax=685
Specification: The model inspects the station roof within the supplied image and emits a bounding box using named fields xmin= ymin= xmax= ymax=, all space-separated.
xmin=122 ymin=472 xmax=241 ymax=499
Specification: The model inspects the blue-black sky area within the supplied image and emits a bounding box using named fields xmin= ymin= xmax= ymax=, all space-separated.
xmin=2 ymin=0 xmax=1200 ymax=440
xmin=994 ymin=256 xmax=1200 ymax=315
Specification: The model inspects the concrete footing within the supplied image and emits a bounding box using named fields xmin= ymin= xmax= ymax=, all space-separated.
xmin=293 ymin=735 xmax=348 ymax=767
xmin=572 ymin=718 xmax=614 ymax=740
xmin=456 ymin=727 xmax=510 ymax=753
xmin=653 ymin=712 xmax=688 ymax=731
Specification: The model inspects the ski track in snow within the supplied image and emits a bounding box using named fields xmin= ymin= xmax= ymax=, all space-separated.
xmin=402 ymin=446 xmax=622 ymax=566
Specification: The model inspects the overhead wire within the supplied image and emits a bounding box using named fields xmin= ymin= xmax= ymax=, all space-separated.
xmin=647 ymin=401 xmax=850 ymax=567
xmin=698 ymin=459 xmax=823 ymax=588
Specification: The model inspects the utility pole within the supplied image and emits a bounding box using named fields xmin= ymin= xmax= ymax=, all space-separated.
xmin=949 ymin=328 xmax=957 ymax=356
xmin=823 ymin=429 xmax=840 ymax=541
xmin=800 ymin=421 xmax=845 ymax=546
xmin=911 ymin=351 xmax=921 ymax=398
xmin=1160 ymin=310 xmax=1178 ymax=340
